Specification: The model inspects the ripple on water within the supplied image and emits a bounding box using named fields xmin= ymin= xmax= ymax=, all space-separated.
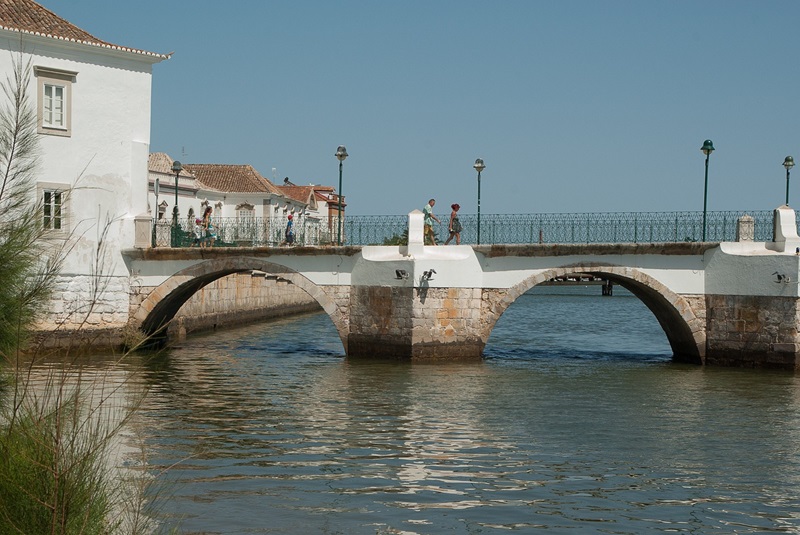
xmin=39 ymin=288 xmax=800 ymax=533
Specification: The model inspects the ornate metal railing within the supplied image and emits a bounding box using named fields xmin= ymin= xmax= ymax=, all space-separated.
xmin=152 ymin=210 xmax=782 ymax=247
xmin=453 ymin=210 xmax=778 ymax=244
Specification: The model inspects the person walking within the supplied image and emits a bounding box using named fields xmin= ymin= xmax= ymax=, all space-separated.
xmin=202 ymin=206 xmax=216 ymax=247
xmin=190 ymin=214 xmax=205 ymax=247
xmin=444 ymin=203 xmax=462 ymax=245
xmin=284 ymin=214 xmax=295 ymax=245
xmin=422 ymin=198 xmax=440 ymax=245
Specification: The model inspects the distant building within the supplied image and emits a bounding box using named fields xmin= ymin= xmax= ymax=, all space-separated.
xmin=148 ymin=154 xmax=343 ymax=246
xmin=0 ymin=0 xmax=168 ymax=330
xmin=277 ymin=177 xmax=346 ymax=244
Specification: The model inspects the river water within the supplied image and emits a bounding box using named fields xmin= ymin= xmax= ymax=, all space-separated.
xmin=109 ymin=286 xmax=800 ymax=532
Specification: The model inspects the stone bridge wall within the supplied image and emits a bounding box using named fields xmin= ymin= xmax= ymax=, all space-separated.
xmin=705 ymin=294 xmax=800 ymax=368
xmin=347 ymin=286 xmax=491 ymax=360
xmin=165 ymin=271 xmax=320 ymax=339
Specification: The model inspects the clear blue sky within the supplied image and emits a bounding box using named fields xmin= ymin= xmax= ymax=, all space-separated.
xmin=39 ymin=0 xmax=800 ymax=216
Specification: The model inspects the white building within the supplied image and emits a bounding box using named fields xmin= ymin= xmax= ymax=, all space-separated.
xmin=148 ymin=153 xmax=345 ymax=246
xmin=277 ymin=178 xmax=346 ymax=244
xmin=0 ymin=1 xmax=168 ymax=331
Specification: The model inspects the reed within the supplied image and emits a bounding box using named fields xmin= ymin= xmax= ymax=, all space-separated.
xmin=0 ymin=53 xmax=174 ymax=534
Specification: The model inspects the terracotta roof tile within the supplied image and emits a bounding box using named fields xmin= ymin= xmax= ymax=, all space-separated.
xmin=0 ymin=0 xmax=169 ymax=59
xmin=183 ymin=163 xmax=283 ymax=195
xmin=313 ymin=187 xmax=335 ymax=200
xmin=148 ymin=152 xmax=193 ymax=178
xmin=278 ymin=185 xmax=315 ymax=203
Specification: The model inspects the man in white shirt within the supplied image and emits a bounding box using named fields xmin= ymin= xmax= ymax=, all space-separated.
xmin=422 ymin=199 xmax=440 ymax=245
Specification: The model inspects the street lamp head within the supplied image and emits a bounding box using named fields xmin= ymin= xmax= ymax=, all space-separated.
xmin=172 ymin=160 xmax=183 ymax=174
xmin=701 ymin=139 xmax=715 ymax=156
xmin=784 ymin=156 xmax=795 ymax=170
xmin=335 ymin=145 xmax=348 ymax=162
xmin=473 ymin=158 xmax=486 ymax=173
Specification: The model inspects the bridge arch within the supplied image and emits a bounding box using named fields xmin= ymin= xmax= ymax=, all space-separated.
xmin=483 ymin=264 xmax=705 ymax=363
xmin=132 ymin=257 xmax=348 ymax=349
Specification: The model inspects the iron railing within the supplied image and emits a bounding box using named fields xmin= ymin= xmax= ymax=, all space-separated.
xmin=152 ymin=210 xmax=783 ymax=247
xmin=454 ymin=210 xmax=777 ymax=245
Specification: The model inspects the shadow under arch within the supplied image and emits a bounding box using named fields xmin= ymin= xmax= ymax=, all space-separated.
xmin=487 ymin=264 xmax=705 ymax=364
xmin=132 ymin=257 xmax=347 ymax=350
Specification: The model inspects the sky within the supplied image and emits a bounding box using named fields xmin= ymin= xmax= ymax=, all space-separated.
xmin=38 ymin=0 xmax=800 ymax=216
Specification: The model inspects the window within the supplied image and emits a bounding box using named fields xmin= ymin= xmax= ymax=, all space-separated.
xmin=43 ymin=83 xmax=65 ymax=128
xmin=236 ymin=204 xmax=255 ymax=243
xmin=38 ymin=183 xmax=69 ymax=234
xmin=236 ymin=203 xmax=254 ymax=223
xmin=43 ymin=189 xmax=62 ymax=229
xmin=43 ymin=188 xmax=63 ymax=230
xmin=35 ymin=67 xmax=76 ymax=137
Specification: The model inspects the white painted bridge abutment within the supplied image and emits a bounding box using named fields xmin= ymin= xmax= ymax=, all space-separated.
xmin=124 ymin=208 xmax=800 ymax=370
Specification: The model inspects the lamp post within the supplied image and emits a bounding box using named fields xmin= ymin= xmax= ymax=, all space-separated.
xmin=171 ymin=160 xmax=182 ymax=247
xmin=335 ymin=145 xmax=348 ymax=246
xmin=784 ymin=156 xmax=795 ymax=206
xmin=700 ymin=140 xmax=714 ymax=242
xmin=473 ymin=158 xmax=486 ymax=245
xmin=154 ymin=177 xmax=160 ymax=217
xmin=153 ymin=177 xmax=160 ymax=246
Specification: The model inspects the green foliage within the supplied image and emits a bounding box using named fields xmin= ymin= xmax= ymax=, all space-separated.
xmin=0 ymin=55 xmax=171 ymax=534
xmin=0 ymin=55 xmax=65 ymax=357
xmin=0 ymin=395 xmax=118 ymax=534
xmin=383 ymin=228 xmax=409 ymax=246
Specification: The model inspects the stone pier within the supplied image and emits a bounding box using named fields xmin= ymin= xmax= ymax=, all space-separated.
xmin=347 ymin=286 xmax=485 ymax=359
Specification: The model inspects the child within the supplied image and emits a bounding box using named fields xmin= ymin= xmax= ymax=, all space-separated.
xmin=285 ymin=214 xmax=295 ymax=245
xmin=191 ymin=216 xmax=205 ymax=247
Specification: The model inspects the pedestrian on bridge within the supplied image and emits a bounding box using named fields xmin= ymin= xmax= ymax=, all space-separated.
xmin=202 ymin=206 xmax=216 ymax=247
xmin=423 ymin=199 xmax=440 ymax=245
xmin=284 ymin=214 xmax=295 ymax=245
xmin=445 ymin=203 xmax=462 ymax=245
xmin=190 ymin=215 xmax=205 ymax=247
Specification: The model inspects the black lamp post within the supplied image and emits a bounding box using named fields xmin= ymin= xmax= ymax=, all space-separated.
xmin=335 ymin=145 xmax=348 ymax=246
xmin=784 ymin=156 xmax=795 ymax=206
xmin=154 ymin=177 xmax=160 ymax=217
xmin=153 ymin=177 xmax=160 ymax=246
xmin=171 ymin=160 xmax=182 ymax=247
xmin=701 ymin=140 xmax=714 ymax=241
xmin=473 ymin=158 xmax=486 ymax=245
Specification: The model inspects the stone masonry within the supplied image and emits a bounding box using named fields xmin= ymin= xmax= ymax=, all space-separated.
xmin=347 ymin=286 xmax=485 ymax=360
xmin=169 ymin=271 xmax=320 ymax=338
xmin=705 ymin=294 xmax=800 ymax=369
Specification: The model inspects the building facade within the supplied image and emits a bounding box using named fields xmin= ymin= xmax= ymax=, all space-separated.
xmin=277 ymin=178 xmax=346 ymax=245
xmin=148 ymin=153 xmax=345 ymax=247
xmin=0 ymin=0 xmax=168 ymax=334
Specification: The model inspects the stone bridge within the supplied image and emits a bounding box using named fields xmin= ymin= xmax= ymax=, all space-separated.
xmin=123 ymin=208 xmax=800 ymax=369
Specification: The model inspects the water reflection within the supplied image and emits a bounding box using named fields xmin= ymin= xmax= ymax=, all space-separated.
xmin=135 ymin=317 xmax=800 ymax=533
xmin=10 ymin=288 xmax=800 ymax=533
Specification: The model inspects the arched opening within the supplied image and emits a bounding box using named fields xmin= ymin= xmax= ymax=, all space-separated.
xmin=133 ymin=258 xmax=348 ymax=350
xmin=484 ymin=266 xmax=704 ymax=364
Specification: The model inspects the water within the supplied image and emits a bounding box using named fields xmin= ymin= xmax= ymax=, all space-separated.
xmin=46 ymin=287 xmax=800 ymax=532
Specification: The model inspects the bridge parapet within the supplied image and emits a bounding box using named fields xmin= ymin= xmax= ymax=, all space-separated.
xmin=117 ymin=207 xmax=800 ymax=368
xmin=132 ymin=208 xmax=789 ymax=248
xmin=771 ymin=205 xmax=800 ymax=252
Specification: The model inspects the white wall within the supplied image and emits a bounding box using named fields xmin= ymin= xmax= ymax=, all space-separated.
xmin=0 ymin=30 xmax=164 ymax=329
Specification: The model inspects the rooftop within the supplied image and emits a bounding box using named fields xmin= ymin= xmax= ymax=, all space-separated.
xmin=0 ymin=0 xmax=169 ymax=59
xmin=184 ymin=163 xmax=284 ymax=195
xmin=148 ymin=153 xmax=193 ymax=178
